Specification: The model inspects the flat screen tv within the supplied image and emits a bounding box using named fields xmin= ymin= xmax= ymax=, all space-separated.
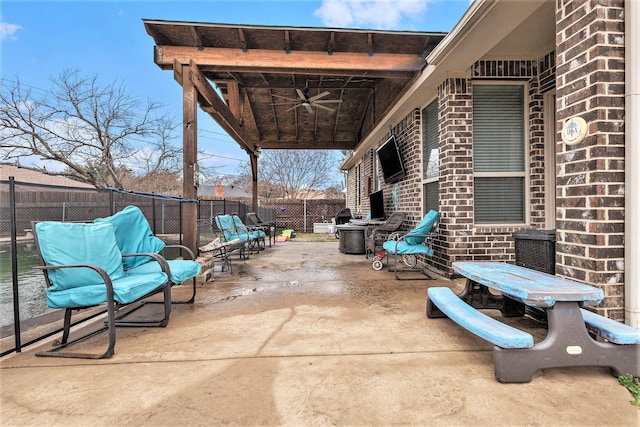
xmin=376 ymin=135 xmax=405 ymax=184
xmin=369 ymin=190 xmax=385 ymax=220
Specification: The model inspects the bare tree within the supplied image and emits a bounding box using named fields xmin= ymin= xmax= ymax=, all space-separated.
xmin=245 ymin=150 xmax=338 ymax=199
xmin=0 ymin=69 xmax=181 ymax=188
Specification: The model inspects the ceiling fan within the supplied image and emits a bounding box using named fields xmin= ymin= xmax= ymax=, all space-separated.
xmin=271 ymin=88 xmax=342 ymax=113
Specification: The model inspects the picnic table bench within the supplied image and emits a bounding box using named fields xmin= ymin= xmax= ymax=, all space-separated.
xmin=427 ymin=261 xmax=639 ymax=383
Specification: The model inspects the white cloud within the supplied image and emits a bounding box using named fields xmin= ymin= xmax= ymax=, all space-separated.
xmin=314 ymin=0 xmax=429 ymax=29
xmin=0 ymin=21 xmax=22 ymax=40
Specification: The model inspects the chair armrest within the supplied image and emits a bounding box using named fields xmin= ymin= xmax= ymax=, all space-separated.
xmin=389 ymin=233 xmax=434 ymax=250
xmin=123 ymin=252 xmax=171 ymax=273
xmin=34 ymin=264 xmax=115 ymax=298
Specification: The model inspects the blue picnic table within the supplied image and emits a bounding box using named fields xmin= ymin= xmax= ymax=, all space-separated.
xmin=427 ymin=261 xmax=639 ymax=383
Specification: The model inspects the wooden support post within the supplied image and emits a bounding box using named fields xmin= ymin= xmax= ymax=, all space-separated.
xmin=250 ymin=153 xmax=258 ymax=213
xmin=182 ymin=64 xmax=198 ymax=256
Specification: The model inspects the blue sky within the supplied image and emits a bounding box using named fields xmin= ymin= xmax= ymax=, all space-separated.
xmin=1 ymin=0 xmax=470 ymax=186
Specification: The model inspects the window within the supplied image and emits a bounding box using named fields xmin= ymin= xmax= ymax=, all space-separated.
xmin=422 ymin=99 xmax=439 ymax=213
xmin=473 ymin=84 xmax=526 ymax=224
xmin=372 ymin=149 xmax=380 ymax=191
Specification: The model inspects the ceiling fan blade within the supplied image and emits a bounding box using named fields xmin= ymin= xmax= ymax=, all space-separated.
xmin=309 ymin=91 xmax=330 ymax=102
xmin=314 ymin=103 xmax=335 ymax=112
xmin=304 ymin=103 xmax=314 ymax=114
xmin=296 ymin=88 xmax=307 ymax=101
xmin=285 ymin=104 xmax=300 ymax=112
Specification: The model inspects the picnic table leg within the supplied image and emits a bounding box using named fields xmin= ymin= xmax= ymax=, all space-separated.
xmin=493 ymin=301 xmax=639 ymax=383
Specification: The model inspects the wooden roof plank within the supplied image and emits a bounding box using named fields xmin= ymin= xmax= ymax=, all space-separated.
xmin=155 ymin=46 xmax=426 ymax=73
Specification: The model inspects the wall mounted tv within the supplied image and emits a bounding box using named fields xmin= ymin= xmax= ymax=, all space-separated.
xmin=376 ymin=135 xmax=406 ymax=184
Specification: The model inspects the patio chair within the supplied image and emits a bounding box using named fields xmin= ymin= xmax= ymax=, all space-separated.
xmin=246 ymin=212 xmax=276 ymax=247
xmin=373 ymin=210 xmax=439 ymax=280
xmin=32 ymin=221 xmax=172 ymax=359
xmin=232 ymin=214 xmax=266 ymax=251
xmin=95 ymin=206 xmax=201 ymax=304
xmin=365 ymin=212 xmax=406 ymax=258
xmin=199 ymin=235 xmax=244 ymax=274
xmin=214 ymin=214 xmax=256 ymax=257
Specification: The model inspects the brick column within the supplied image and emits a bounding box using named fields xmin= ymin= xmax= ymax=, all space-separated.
xmin=438 ymin=78 xmax=473 ymax=271
xmin=555 ymin=0 xmax=625 ymax=319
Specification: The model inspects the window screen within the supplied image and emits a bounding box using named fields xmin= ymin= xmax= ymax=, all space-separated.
xmin=473 ymin=84 xmax=526 ymax=223
xmin=422 ymin=100 xmax=439 ymax=180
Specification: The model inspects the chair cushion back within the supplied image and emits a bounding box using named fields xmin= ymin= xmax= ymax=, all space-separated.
xmin=246 ymin=213 xmax=258 ymax=225
xmin=404 ymin=210 xmax=439 ymax=245
xmin=35 ymin=222 xmax=125 ymax=291
xmin=95 ymin=206 xmax=165 ymax=270
xmin=232 ymin=215 xmax=248 ymax=231
xmin=216 ymin=214 xmax=241 ymax=241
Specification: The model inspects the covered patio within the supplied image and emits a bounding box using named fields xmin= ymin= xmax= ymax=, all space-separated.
xmin=142 ymin=21 xmax=446 ymax=254
xmin=1 ymin=239 xmax=636 ymax=425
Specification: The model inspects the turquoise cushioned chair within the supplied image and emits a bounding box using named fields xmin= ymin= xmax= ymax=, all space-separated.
xmin=214 ymin=214 xmax=254 ymax=259
xmin=96 ymin=206 xmax=201 ymax=303
xmin=33 ymin=221 xmax=171 ymax=359
xmin=232 ymin=214 xmax=266 ymax=251
xmin=379 ymin=210 xmax=439 ymax=280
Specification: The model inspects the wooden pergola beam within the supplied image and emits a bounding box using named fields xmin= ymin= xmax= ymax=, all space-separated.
xmin=259 ymin=140 xmax=355 ymax=150
xmin=187 ymin=61 xmax=256 ymax=156
xmin=155 ymin=46 xmax=425 ymax=76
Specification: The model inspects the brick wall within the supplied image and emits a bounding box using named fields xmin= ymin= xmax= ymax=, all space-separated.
xmin=555 ymin=0 xmax=625 ymax=320
xmin=438 ymin=77 xmax=474 ymax=272
xmin=442 ymin=59 xmax=548 ymax=268
xmin=345 ymin=59 xmax=555 ymax=277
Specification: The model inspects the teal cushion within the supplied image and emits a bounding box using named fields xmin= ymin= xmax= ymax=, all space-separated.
xmin=96 ymin=206 xmax=165 ymax=269
xmin=404 ymin=210 xmax=438 ymax=245
xmin=216 ymin=215 xmax=247 ymax=242
xmin=232 ymin=215 xmax=265 ymax=241
xmin=47 ymin=271 xmax=168 ymax=308
xmin=35 ymin=222 xmax=125 ymax=292
xmin=249 ymin=230 xmax=265 ymax=239
xmin=383 ymin=240 xmax=434 ymax=257
xmin=127 ymin=259 xmax=201 ymax=284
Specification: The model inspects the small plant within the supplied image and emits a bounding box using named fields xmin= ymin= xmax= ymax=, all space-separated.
xmin=618 ymin=374 xmax=640 ymax=407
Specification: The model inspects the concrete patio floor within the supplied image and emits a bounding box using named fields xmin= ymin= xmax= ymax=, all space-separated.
xmin=1 ymin=238 xmax=638 ymax=426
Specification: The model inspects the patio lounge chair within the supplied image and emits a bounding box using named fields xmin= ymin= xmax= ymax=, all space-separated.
xmin=246 ymin=212 xmax=276 ymax=247
xmin=232 ymin=214 xmax=266 ymax=251
xmin=373 ymin=210 xmax=439 ymax=280
xmin=32 ymin=221 xmax=172 ymax=359
xmin=95 ymin=206 xmax=201 ymax=304
xmin=215 ymin=214 xmax=264 ymax=254
xmin=199 ymin=235 xmax=244 ymax=274
xmin=365 ymin=212 xmax=406 ymax=258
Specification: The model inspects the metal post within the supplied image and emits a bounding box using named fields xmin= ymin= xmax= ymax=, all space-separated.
xmin=303 ymin=199 xmax=307 ymax=232
xmin=161 ymin=201 xmax=166 ymax=235
xmin=9 ymin=177 xmax=21 ymax=352
xmin=151 ymin=195 xmax=157 ymax=235
xmin=179 ymin=201 xmax=183 ymax=246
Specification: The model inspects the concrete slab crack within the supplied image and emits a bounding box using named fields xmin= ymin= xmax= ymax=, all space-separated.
xmin=254 ymin=307 xmax=296 ymax=356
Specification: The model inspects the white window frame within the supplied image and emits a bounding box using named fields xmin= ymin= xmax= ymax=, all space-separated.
xmin=421 ymin=97 xmax=439 ymax=216
xmin=472 ymin=81 xmax=530 ymax=226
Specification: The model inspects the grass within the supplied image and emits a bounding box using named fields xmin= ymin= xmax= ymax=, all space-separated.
xmin=284 ymin=232 xmax=338 ymax=242
xmin=618 ymin=374 xmax=640 ymax=407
